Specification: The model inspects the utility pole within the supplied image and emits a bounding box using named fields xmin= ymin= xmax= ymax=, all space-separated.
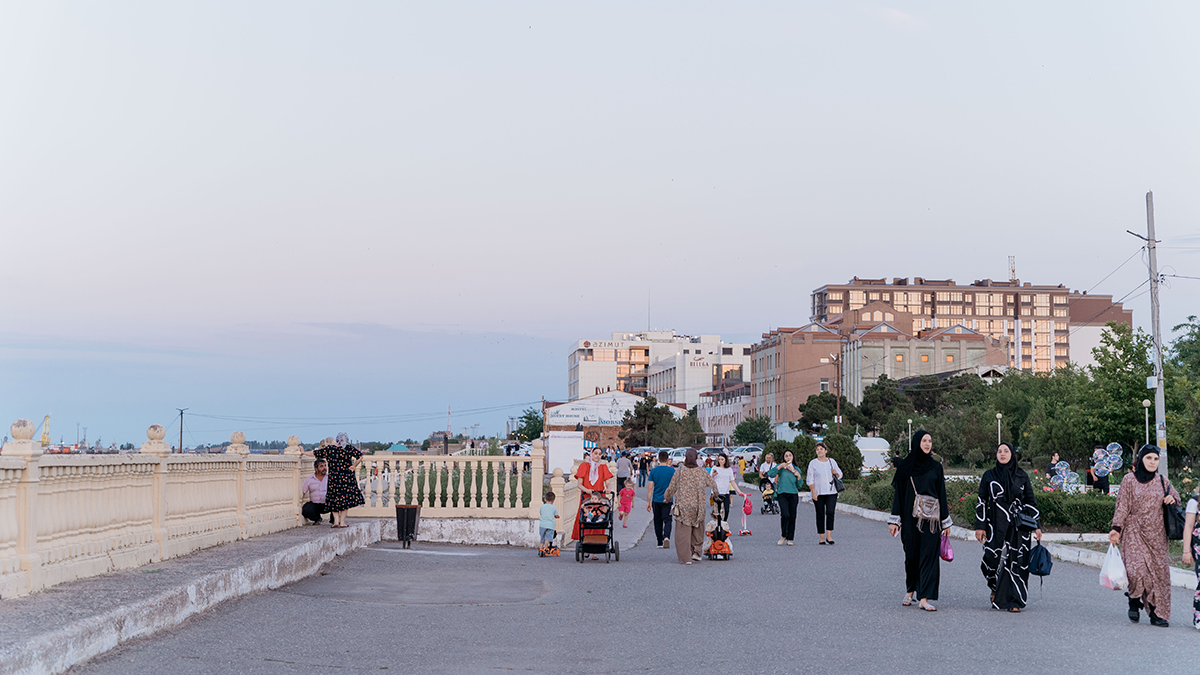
xmin=830 ymin=353 xmax=842 ymax=435
xmin=176 ymin=408 xmax=187 ymax=453
xmin=1128 ymin=191 xmax=1168 ymax=474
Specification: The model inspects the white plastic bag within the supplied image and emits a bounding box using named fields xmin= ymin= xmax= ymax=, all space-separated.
xmin=1099 ymin=543 xmax=1128 ymax=591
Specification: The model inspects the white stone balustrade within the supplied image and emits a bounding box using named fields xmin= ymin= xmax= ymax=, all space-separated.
xmin=0 ymin=422 xmax=309 ymax=598
xmin=0 ymin=423 xmax=555 ymax=598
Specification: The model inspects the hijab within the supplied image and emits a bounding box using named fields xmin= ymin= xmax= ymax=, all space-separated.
xmin=587 ymin=454 xmax=601 ymax=484
xmin=893 ymin=430 xmax=935 ymax=487
xmin=684 ymin=448 xmax=699 ymax=468
xmin=992 ymin=443 xmax=1024 ymax=505
xmin=1134 ymin=445 xmax=1159 ymax=483
xmin=336 ymin=432 xmax=349 ymax=448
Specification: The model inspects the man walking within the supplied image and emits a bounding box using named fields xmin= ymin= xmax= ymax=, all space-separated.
xmin=646 ymin=450 xmax=675 ymax=548
xmin=616 ymin=451 xmax=633 ymax=491
xmin=301 ymin=459 xmax=329 ymax=524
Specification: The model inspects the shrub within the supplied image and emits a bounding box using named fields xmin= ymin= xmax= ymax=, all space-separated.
xmin=763 ymin=440 xmax=792 ymax=465
xmin=948 ymin=477 xmax=981 ymax=526
xmin=824 ymin=433 xmax=863 ymax=478
xmin=792 ymin=435 xmax=817 ymax=468
xmin=964 ymin=447 xmax=987 ymax=469
xmin=861 ymin=467 xmax=894 ymax=488
xmin=1035 ymin=490 xmax=1115 ymax=532
xmin=868 ymin=481 xmax=895 ymax=511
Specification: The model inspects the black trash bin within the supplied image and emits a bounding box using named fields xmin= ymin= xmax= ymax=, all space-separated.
xmin=395 ymin=505 xmax=421 ymax=548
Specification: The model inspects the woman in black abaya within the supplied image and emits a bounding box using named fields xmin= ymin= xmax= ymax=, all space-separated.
xmin=974 ymin=443 xmax=1042 ymax=612
xmin=888 ymin=430 xmax=951 ymax=611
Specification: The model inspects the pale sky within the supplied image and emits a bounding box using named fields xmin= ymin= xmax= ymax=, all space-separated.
xmin=2 ymin=2 xmax=1197 ymax=446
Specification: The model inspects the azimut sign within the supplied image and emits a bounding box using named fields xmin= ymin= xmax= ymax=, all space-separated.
xmin=582 ymin=341 xmax=625 ymax=349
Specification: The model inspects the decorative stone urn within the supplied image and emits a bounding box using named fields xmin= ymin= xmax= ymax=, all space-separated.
xmin=225 ymin=431 xmax=250 ymax=455
xmin=2 ymin=419 xmax=41 ymax=457
xmin=141 ymin=424 xmax=171 ymax=456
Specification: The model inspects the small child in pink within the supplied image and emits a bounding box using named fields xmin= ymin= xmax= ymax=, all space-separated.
xmin=617 ymin=484 xmax=635 ymax=527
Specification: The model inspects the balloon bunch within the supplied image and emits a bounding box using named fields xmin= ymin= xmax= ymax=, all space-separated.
xmin=1091 ymin=443 xmax=1124 ymax=478
xmin=1050 ymin=460 xmax=1084 ymax=494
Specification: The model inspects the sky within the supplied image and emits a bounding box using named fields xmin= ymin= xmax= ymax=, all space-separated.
xmin=1 ymin=2 xmax=1197 ymax=446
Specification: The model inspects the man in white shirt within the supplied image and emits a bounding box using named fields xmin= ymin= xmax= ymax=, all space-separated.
xmin=616 ymin=452 xmax=633 ymax=491
xmin=301 ymin=459 xmax=328 ymax=524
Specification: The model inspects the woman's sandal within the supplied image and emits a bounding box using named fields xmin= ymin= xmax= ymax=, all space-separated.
xmin=902 ymin=595 xmax=914 ymax=607
xmin=919 ymin=602 xmax=937 ymax=612
xmin=1008 ymin=607 xmax=1021 ymax=613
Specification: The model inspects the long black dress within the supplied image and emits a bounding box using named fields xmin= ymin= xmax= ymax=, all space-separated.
xmin=975 ymin=467 xmax=1039 ymax=610
xmin=890 ymin=464 xmax=951 ymax=601
xmin=315 ymin=444 xmax=365 ymax=512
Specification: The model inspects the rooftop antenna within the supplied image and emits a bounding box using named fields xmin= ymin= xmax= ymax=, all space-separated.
xmin=1008 ymin=256 xmax=1017 ymax=282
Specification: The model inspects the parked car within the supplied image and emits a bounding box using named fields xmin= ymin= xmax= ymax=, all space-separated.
xmin=668 ymin=448 xmax=689 ymax=466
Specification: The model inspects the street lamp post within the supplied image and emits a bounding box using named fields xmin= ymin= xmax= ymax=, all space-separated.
xmin=996 ymin=412 xmax=1003 ymax=445
xmin=1143 ymin=399 xmax=1151 ymax=447
xmin=907 ymin=418 xmax=913 ymax=450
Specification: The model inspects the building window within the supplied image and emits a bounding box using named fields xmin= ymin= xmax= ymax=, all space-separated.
xmin=869 ymin=292 xmax=879 ymax=301
xmin=828 ymin=292 xmax=843 ymax=301
xmin=885 ymin=313 xmax=894 ymax=322
xmin=873 ymin=311 xmax=883 ymax=321
xmin=895 ymin=354 xmax=904 ymax=362
xmin=743 ymin=348 xmax=751 ymax=355
xmin=946 ymin=354 xmax=955 ymax=363
xmin=722 ymin=347 xmax=732 ymax=355
xmin=820 ymin=378 xmax=829 ymax=393
xmin=921 ymin=354 xmax=929 ymax=362
xmin=820 ymin=357 xmax=830 ymax=364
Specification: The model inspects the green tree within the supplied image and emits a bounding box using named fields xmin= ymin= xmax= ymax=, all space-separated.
xmin=859 ymin=375 xmax=915 ymax=431
xmin=619 ymin=396 xmax=691 ymax=447
xmin=1085 ymin=322 xmax=1155 ymax=450
xmin=514 ymin=407 xmax=543 ymax=441
xmin=731 ymin=414 xmax=774 ymax=445
xmin=794 ymin=391 xmax=866 ymax=435
xmin=791 ymin=434 xmax=818 ymax=468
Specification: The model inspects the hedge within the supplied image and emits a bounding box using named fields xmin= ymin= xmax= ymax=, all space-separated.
xmin=868 ymin=482 xmax=894 ymax=511
xmin=823 ymin=433 xmax=863 ymax=478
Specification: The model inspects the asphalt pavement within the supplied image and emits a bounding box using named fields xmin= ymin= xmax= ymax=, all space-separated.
xmin=69 ymin=491 xmax=1199 ymax=675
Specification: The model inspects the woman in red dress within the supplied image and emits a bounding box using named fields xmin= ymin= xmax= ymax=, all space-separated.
xmin=572 ymin=448 xmax=614 ymax=542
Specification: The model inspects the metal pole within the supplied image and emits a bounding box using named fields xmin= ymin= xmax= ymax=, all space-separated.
xmin=1143 ymin=399 xmax=1151 ymax=447
xmin=176 ymin=408 xmax=187 ymax=453
xmin=1146 ymin=192 xmax=1168 ymax=475
xmin=996 ymin=412 xmax=1003 ymax=445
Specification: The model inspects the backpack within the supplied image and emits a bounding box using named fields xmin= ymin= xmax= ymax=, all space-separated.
xmin=1029 ymin=543 xmax=1052 ymax=580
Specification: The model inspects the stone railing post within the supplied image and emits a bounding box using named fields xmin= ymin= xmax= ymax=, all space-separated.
xmin=4 ymin=419 xmax=42 ymax=594
xmin=284 ymin=435 xmax=303 ymax=524
xmin=528 ymin=439 xmax=546 ymax=519
xmin=226 ymin=431 xmax=249 ymax=537
xmin=140 ymin=423 xmax=171 ymax=560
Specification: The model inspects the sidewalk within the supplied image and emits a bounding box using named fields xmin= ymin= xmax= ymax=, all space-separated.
xmin=0 ymin=522 xmax=386 ymax=675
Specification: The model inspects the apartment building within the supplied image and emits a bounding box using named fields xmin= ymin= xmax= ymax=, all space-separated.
xmin=810 ymin=277 xmax=1132 ymax=373
xmin=567 ymin=330 xmax=752 ymax=401
xmin=696 ymin=382 xmax=752 ymax=445
xmin=749 ymin=324 xmax=845 ymax=427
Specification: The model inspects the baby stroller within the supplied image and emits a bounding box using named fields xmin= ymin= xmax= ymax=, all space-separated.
xmin=705 ymin=499 xmax=733 ymax=560
xmin=760 ymin=481 xmax=779 ymax=515
xmin=574 ymin=491 xmax=620 ymax=563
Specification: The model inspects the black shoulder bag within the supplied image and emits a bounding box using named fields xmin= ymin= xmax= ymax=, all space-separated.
xmin=1163 ymin=476 xmax=1185 ymax=541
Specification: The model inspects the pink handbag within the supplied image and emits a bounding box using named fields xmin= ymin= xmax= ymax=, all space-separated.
xmin=939 ymin=532 xmax=954 ymax=562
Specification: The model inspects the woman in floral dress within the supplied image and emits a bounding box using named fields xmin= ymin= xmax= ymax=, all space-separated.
xmin=1109 ymin=445 xmax=1180 ymax=627
xmin=663 ymin=448 xmax=718 ymax=564
xmin=314 ymin=433 xmax=365 ymax=528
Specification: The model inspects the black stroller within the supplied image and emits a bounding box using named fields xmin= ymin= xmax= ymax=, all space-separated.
xmin=760 ymin=480 xmax=780 ymax=515
xmin=574 ymin=491 xmax=620 ymax=563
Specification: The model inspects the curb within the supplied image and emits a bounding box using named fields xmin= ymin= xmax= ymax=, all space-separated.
xmin=1 ymin=522 xmax=384 ymax=675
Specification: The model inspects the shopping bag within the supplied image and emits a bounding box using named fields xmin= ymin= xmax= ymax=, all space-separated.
xmin=742 ymin=495 xmax=753 ymax=515
xmin=939 ymin=532 xmax=954 ymax=562
xmin=1099 ymin=544 xmax=1128 ymax=591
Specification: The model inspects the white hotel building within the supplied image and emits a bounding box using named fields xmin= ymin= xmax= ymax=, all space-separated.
xmin=567 ymin=330 xmax=752 ymax=409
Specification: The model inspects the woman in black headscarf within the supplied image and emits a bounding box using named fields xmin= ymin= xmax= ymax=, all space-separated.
xmin=888 ymin=430 xmax=951 ymax=611
xmin=1109 ymin=445 xmax=1180 ymax=627
xmin=973 ymin=443 xmax=1042 ymax=612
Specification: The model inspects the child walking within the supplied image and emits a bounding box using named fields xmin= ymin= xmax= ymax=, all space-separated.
xmin=618 ymin=482 xmax=635 ymax=528
xmin=539 ymin=491 xmax=560 ymax=553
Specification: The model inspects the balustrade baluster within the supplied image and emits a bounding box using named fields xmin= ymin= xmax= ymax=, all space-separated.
xmin=488 ymin=459 xmax=499 ymax=510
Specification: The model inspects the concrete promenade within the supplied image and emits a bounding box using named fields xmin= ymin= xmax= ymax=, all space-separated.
xmin=46 ymin=491 xmax=1200 ymax=675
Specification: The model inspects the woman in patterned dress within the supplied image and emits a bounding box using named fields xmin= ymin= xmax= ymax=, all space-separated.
xmin=1109 ymin=445 xmax=1180 ymax=627
xmin=663 ymin=448 xmax=719 ymax=564
xmin=313 ymin=433 xmax=365 ymax=528
xmin=973 ymin=443 xmax=1042 ymax=612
